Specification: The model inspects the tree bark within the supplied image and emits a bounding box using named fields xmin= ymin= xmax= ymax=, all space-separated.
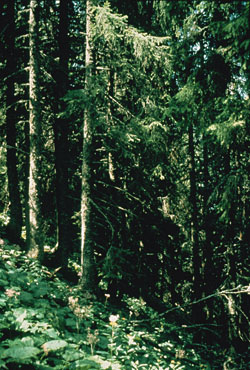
xmin=27 ymin=0 xmax=43 ymax=260
xmin=202 ymin=141 xmax=215 ymax=319
xmin=53 ymin=0 xmax=72 ymax=269
xmin=5 ymin=0 xmax=23 ymax=244
xmin=80 ymin=0 xmax=97 ymax=292
xmin=188 ymin=123 xmax=202 ymax=321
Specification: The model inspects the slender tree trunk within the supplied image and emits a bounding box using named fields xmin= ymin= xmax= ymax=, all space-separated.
xmin=5 ymin=0 xmax=23 ymax=244
xmin=53 ymin=0 xmax=72 ymax=269
xmin=105 ymin=68 xmax=121 ymax=297
xmin=202 ymin=138 xmax=220 ymax=344
xmin=188 ymin=123 xmax=202 ymax=321
xmin=80 ymin=0 xmax=97 ymax=292
xmin=202 ymin=141 xmax=214 ymax=299
xmin=224 ymin=150 xmax=242 ymax=353
xmin=27 ymin=0 xmax=43 ymax=260
xmin=107 ymin=68 xmax=116 ymax=183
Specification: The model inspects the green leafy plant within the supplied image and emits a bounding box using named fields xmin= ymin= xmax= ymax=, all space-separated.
xmin=0 ymin=243 xmax=240 ymax=369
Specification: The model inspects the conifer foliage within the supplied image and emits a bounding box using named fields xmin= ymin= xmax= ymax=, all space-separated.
xmin=0 ymin=1 xmax=249 ymax=368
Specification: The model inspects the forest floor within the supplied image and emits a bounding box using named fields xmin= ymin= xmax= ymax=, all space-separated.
xmin=0 ymin=241 xmax=247 ymax=369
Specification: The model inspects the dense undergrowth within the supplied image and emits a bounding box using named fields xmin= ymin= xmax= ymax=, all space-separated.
xmin=0 ymin=241 xmax=243 ymax=369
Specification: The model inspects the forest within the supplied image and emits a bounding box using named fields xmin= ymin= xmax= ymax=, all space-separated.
xmin=0 ymin=0 xmax=249 ymax=369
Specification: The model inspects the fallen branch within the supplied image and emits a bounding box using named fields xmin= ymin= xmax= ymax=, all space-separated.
xmin=133 ymin=285 xmax=250 ymax=323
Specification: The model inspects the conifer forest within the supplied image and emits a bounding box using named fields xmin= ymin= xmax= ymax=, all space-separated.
xmin=0 ymin=1 xmax=250 ymax=369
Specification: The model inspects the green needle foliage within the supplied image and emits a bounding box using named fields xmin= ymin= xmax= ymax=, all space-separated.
xmin=0 ymin=1 xmax=249 ymax=368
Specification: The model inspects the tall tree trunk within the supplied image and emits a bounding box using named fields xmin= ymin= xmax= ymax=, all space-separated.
xmin=202 ymin=138 xmax=219 ymax=343
xmin=188 ymin=123 xmax=202 ymax=321
xmin=224 ymin=150 xmax=243 ymax=353
xmin=5 ymin=0 xmax=23 ymax=244
xmin=80 ymin=0 xmax=97 ymax=292
xmin=27 ymin=0 xmax=43 ymax=260
xmin=202 ymin=141 xmax=214 ymax=295
xmin=53 ymin=0 xmax=72 ymax=269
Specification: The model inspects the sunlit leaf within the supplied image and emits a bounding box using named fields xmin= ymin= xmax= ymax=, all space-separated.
xmin=42 ymin=339 xmax=68 ymax=353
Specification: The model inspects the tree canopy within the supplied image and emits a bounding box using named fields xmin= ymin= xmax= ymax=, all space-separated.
xmin=0 ymin=0 xmax=249 ymax=368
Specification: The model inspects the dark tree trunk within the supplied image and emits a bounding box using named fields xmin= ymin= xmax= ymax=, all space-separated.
xmin=53 ymin=0 xmax=72 ymax=270
xmin=224 ymin=150 xmax=246 ymax=353
xmin=5 ymin=0 xmax=23 ymax=244
xmin=202 ymin=139 xmax=220 ymax=344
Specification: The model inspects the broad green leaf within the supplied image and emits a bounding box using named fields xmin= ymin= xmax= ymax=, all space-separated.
xmin=2 ymin=346 xmax=40 ymax=360
xmin=21 ymin=337 xmax=34 ymax=346
xmin=62 ymin=349 xmax=85 ymax=362
xmin=13 ymin=308 xmax=27 ymax=322
xmin=19 ymin=320 xmax=31 ymax=331
xmin=42 ymin=339 xmax=68 ymax=351
xmin=45 ymin=328 xmax=60 ymax=339
xmin=69 ymin=359 xmax=101 ymax=370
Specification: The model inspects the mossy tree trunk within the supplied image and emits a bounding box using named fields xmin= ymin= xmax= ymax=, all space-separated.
xmin=80 ymin=0 xmax=97 ymax=292
xmin=27 ymin=0 xmax=43 ymax=260
xmin=189 ymin=123 xmax=202 ymax=322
